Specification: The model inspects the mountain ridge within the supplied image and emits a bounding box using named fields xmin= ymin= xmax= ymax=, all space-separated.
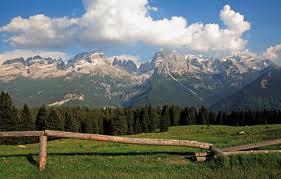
xmin=0 ymin=50 xmax=278 ymax=107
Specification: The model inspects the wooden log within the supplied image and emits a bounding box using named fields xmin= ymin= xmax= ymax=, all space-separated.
xmin=223 ymin=150 xmax=281 ymax=156
xmin=196 ymin=157 xmax=207 ymax=162
xmin=195 ymin=152 xmax=208 ymax=157
xmin=0 ymin=131 xmax=42 ymax=137
xmin=45 ymin=130 xmax=212 ymax=149
xmin=39 ymin=132 xmax=47 ymax=172
xmin=222 ymin=139 xmax=281 ymax=152
xmin=195 ymin=138 xmax=281 ymax=158
xmin=195 ymin=150 xmax=281 ymax=161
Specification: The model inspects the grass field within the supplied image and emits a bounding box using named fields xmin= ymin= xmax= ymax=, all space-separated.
xmin=0 ymin=125 xmax=281 ymax=178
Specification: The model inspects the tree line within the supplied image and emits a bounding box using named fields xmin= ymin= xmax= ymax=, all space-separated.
xmin=1 ymin=92 xmax=281 ymax=144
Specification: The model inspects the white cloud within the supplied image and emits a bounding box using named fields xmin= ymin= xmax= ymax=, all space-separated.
xmin=0 ymin=15 xmax=79 ymax=48
xmin=0 ymin=49 xmax=68 ymax=64
xmin=220 ymin=5 xmax=250 ymax=34
xmin=263 ymin=44 xmax=281 ymax=60
xmin=0 ymin=1 xmax=251 ymax=53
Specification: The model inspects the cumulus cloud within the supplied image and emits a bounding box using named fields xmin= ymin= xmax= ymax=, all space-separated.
xmin=0 ymin=15 xmax=79 ymax=48
xmin=263 ymin=44 xmax=281 ymax=60
xmin=0 ymin=0 xmax=251 ymax=53
xmin=0 ymin=49 xmax=68 ymax=64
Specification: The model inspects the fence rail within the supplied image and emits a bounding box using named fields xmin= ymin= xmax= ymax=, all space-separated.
xmin=0 ymin=130 xmax=280 ymax=171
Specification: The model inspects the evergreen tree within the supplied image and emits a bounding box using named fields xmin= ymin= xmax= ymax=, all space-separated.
xmin=20 ymin=104 xmax=35 ymax=131
xmin=20 ymin=104 xmax=36 ymax=143
xmin=197 ymin=106 xmax=208 ymax=125
xmin=148 ymin=106 xmax=158 ymax=132
xmin=64 ymin=110 xmax=79 ymax=132
xmin=216 ymin=111 xmax=224 ymax=125
xmin=0 ymin=92 xmax=17 ymax=131
xmin=133 ymin=110 xmax=142 ymax=134
xmin=169 ymin=105 xmax=181 ymax=126
xmin=187 ymin=107 xmax=197 ymax=125
xmin=81 ymin=118 xmax=93 ymax=134
xmin=102 ymin=108 xmax=113 ymax=135
xmin=46 ymin=109 xmax=64 ymax=131
xmin=140 ymin=108 xmax=149 ymax=133
xmin=160 ymin=106 xmax=169 ymax=132
xmin=35 ymin=105 xmax=48 ymax=130
xmin=112 ymin=109 xmax=128 ymax=135
xmin=0 ymin=92 xmax=19 ymax=144
xmin=179 ymin=107 xmax=189 ymax=125
xmin=125 ymin=109 xmax=135 ymax=135
xmin=208 ymin=111 xmax=217 ymax=125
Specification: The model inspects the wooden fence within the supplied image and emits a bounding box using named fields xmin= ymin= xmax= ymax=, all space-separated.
xmin=0 ymin=130 xmax=281 ymax=171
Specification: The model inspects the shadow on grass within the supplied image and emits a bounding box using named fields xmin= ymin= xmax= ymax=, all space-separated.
xmin=26 ymin=154 xmax=38 ymax=167
xmin=0 ymin=151 xmax=199 ymax=163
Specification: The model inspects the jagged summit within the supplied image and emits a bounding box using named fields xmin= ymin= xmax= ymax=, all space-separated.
xmin=66 ymin=51 xmax=106 ymax=67
xmin=0 ymin=50 xmax=279 ymax=107
xmin=2 ymin=57 xmax=26 ymax=66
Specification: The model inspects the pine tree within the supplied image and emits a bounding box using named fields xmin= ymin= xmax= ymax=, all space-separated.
xmin=20 ymin=104 xmax=35 ymax=131
xmin=81 ymin=118 xmax=94 ymax=134
xmin=160 ymin=106 xmax=169 ymax=132
xmin=46 ymin=109 xmax=64 ymax=131
xmin=133 ymin=110 xmax=142 ymax=134
xmin=197 ymin=106 xmax=208 ymax=125
xmin=169 ymin=105 xmax=181 ymax=126
xmin=35 ymin=105 xmax=48 ymax=130
xmin=208 ymin=111 xmax=216 ymax=125
xmin=125 ymin=109 xmax=135 ymax=135
xmin=148 ymin=106 xmax=158 ymax=132
xmin=140 ymin=108 xmax=149 ymax=133
xmin=19 ymin=104 xmax=36 ymax=143
xmin=64 ymin=110 xmax=79 ymax=132
xmin=216 ymin=111 xmax=224 ymax=125
xmin=179 ymin=107 xmax=189 ymax=125
xmin=112 ymin=109 xmax=128 ymax=135
xmin=102 ymin=108 xmax=113 ymax=135
xmin=0 ymin=92 xmax=19 ymax=143
xmin=1 ymin=93 xmax=19 ymax=131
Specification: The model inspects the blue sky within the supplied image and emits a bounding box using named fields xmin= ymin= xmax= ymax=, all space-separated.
xmin=0 ymin=0 xmax=281 ymax=62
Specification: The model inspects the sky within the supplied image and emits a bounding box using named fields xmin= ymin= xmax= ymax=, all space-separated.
xmin=0 ymin=0 xmax=281 ymax=63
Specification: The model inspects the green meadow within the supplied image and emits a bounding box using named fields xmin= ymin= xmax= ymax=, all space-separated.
xmin=0 ymin=125 xmax=281 ymax=178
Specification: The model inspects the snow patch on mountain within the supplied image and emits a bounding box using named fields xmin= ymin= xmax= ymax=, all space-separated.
xmin=48 ymin=93 xmax=85 ymax=106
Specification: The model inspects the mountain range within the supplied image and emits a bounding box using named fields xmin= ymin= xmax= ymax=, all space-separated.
xmin=0 ymin=50 xmax=279 ymax=109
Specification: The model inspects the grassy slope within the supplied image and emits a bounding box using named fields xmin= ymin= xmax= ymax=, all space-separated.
xmin=0 ymin=76 xmax=131 ymax=107
xmin=129 ymin=76 xmax=205 ymax=107
xmin=0 ymin=125 xmax=281 ymax=178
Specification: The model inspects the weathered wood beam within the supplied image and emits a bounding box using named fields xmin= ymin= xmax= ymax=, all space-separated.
xmin=223 ymin=150 xmax=281 ymax=156
xmin=0 ymin=131 xmax=42 ymax=137
xmin=195 ymin=139 xmax=281 ymax=161
xmin=39 ymin=131 xmax=47 ymax=172
xmin=45 ymin=130 xmax=213 ymax=149
xmin=195 ymin=150 xmax=281 ymax=162
xmin=222 ymin=139 xmax=281 ymax=152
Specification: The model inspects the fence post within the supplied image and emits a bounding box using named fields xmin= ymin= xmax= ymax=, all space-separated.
xmin=39 ymin=131 xmax=47 ymax=172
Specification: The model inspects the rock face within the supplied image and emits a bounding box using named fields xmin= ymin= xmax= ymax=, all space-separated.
xmin=0 ymin=50 xmax=278 ymax=107
xmin=212 ymin=65 xmax=281 ymax=111
xmin=138 ymin=62 xmax=153 ymax=74
xmin=112 ymin=58 xmax=138 ymax=73
xmin=2 ymin=57 xmax=26 ymax=66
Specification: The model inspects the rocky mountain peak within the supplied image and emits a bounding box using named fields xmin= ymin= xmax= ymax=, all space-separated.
xmin=152 ymin=50 xmax=192 ymax=76
xmin=2 ymin=57 xmax=26 ymax=66
xmin=66 ymin=51 xmax=107 ymax=68
xmin=112 ymin=58 xmax=138 ymax=73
